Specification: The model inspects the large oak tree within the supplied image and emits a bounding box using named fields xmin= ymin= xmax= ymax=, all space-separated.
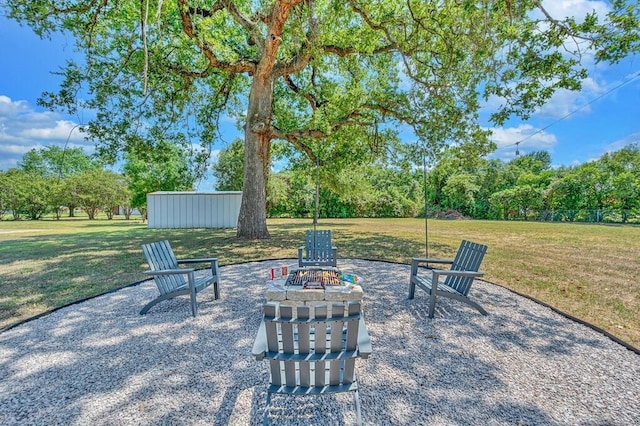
xmin=6 ymin=0 xmax=639 ymax=238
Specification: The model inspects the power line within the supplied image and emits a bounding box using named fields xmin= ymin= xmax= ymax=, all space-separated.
xmin=500 ymin=71 xmax=640 ymax=150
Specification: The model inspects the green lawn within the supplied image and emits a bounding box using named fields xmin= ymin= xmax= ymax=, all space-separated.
xmin=1 ymin=216 xmax=638 ymax=348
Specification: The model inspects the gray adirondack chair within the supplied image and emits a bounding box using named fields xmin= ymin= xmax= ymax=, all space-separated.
xmin=252 ymin=302 xmax=371 ymax=426
xmin=141 ymin=240 xmax=220 ymax=317
xmin=297 ymin=229 xmax=338 ymax=267
xmin=408 ymin=240 xmax=488 ymax=318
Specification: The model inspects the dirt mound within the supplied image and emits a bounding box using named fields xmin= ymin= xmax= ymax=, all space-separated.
xmin=434 ymin=209 xmax=470 ymax=220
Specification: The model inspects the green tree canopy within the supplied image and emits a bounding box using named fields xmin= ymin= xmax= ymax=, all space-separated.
xmin=6 ymin=0 xmax=640 ymax=237
xmin=18 ymin=146 xmax=101 ymax=217
xmin=212 ymin=138 xmax=245 ymax=191
xmin=18 ymin=146 xmax=100 ymax=178
xmin=68 ymin=169 xmax=130 ymax=219
xmin=123 ymin=140 xmax=200 ymax=210
xmin=545 ymin=172 xmax=584 ymax=221
xmin=0 ymin=170 xmax=7 ymax=219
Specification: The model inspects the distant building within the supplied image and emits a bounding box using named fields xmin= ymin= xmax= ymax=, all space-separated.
xmin=146 ymin=191 xmax=242 ymax=228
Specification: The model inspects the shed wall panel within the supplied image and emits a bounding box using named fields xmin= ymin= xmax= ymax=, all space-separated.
xmin=146 ymin=192 xmax=242 ymax=229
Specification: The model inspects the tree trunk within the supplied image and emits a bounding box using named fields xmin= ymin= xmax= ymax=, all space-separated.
xmin=236 ymin=73 xmax=274 ymax=239
xmin=235 ymin=0 xmax=300 ymax=239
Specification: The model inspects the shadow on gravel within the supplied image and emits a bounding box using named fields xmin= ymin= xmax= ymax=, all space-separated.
xmin=1 ymin=260 xmax=638 ymax=425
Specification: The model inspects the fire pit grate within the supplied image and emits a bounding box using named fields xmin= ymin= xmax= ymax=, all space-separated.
xmin=285 ymin=269 xmax=342 ymax=289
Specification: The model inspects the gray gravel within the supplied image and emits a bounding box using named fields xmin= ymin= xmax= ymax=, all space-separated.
xmin=1 ymin=259 xmax=639 ymax=425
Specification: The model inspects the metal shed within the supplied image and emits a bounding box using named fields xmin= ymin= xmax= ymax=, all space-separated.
xmin=147 ymin=191 xmax=242 ymax=229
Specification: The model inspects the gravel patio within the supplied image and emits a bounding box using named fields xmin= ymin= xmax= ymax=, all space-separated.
xmin=1 ymin=259 xmax=638 ymax=425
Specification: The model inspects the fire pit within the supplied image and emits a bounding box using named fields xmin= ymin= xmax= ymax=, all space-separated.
xmin=266 ymin=266 xmax=363 ymax=305
xmin=285 ymin=268 xmax=342 ymax=288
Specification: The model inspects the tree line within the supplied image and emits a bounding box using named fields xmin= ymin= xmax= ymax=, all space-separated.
xmin=214 ymin=139 xmax=640 ymax=223
xmin=0 ymin=144 xmax=198 ymax=221
xmin=2 ymin=142 xmax=638 ymax=223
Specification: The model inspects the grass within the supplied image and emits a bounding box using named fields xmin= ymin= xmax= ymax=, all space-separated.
xmin=1 ymin=216 xmax=639 ymax=348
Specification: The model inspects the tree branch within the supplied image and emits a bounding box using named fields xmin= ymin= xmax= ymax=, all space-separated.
xmin=177 ymin=0 xmax=256 ymax=75
xmin=222 ymin=0 xmax=265 ymax=52
xmin=532 ymin=0 xmax=596 ymax=42
xmin=272 ymin=109 xmax=377 ymax=162
xmin=322 ymin=43 xmax=396 ymax=57
xmin=283 ymin=75 xmax=324 ymax=109
xmin=276 ymin=0 xmax=318 ymax=75
xmin=270 ymin=127 xmax=318 ymax=162
xmin=257 ymin=0 xmax=306 ymax=80
xmin=345 ymin=0 xmax=399 ymax=51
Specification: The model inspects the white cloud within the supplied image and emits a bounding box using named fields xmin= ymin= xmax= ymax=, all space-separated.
xmin=21 ymin=120 xmax=84 ymax=141
xmin=488 ymin=124 xmax=558 ymax=160
xmin=210 ymin=149 xmax=221 ymax=163
xmin=536 ymin=0 xmax=610 ymax=22
xmin=483 ymin=73 xmax=611 ymax=122
xmin=535 ymin=76 xmax=604 ymax=118
xmin=0 ymin=96 xmax=31 ymax=116
xmin=0 ymin=96 xmax=91 ymax=171
xmin=602 ymin=131 xmax=640 ymax=154
xmin=0 ymin=143 xmax=46 ymax=155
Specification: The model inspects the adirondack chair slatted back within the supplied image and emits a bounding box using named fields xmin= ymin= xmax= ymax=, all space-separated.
xmin=142 ymin=240 xmax=183 ymax=295
xmin=304 ymin=230 xmax=333 ymax=263
xmin=444 ymin=240 xmax=488 ymax=296
xmin=264 ymin=302 xmax=361 ymax=391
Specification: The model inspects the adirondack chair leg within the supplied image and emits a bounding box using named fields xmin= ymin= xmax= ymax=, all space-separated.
xmin=427 ymin=298 xmax=436 ymax=318
xmin=140 ymin=289 xmax=191 ymax=315
xmin=464 ymin=298 xmax=488 ymax=316
xmin=408 ymin=260 xmax=418 ymax=299
xmin=408 ymin=281 xmax=416 ymax=299
xmin=211 ymin=260 xmax=220 ymax=299
xmin=187 ymin=271 xmax=198 ymax=317
xmin=263 ymin=392 xmax=272 ymax=426
xmin=428 ymin=272 xmax=440 ymax=319
xmin=140 ymin=295 xmax=168 ymax=315
xmin=354 ymin=387 xmax=362 ymax=426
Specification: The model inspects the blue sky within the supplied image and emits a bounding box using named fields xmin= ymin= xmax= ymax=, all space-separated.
xmin=1 ymin=1 xmax=639 ymax=191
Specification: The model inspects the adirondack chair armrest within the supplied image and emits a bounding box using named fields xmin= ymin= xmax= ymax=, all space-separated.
xmin=252 ymin=321 xmax=268 ymax=361
xmin=357 ymin=316 xmax=372 ymax=359
xmin=411 ymin=258 xmax=453 ymax=275
xmin=177 ymin=258 xmax=218 ymax=265
xmin=143 ymin=268 xmax=196 ymax=276
xmin=178 ymin=258 xmax=219 ymax=277
xmin=431 ymin=269 xmax=484 ymax=278
xmin=412 ymin=258 xmax=453 ymax=266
